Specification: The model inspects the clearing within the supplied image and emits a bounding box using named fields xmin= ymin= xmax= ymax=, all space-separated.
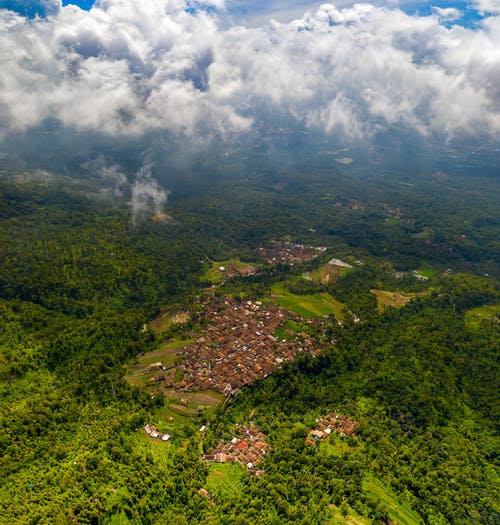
xmin=124 ymin=339 xmax=191 ymax=388
xmin=309 ymin=262 xmax=348 ymax=284
xmin=274 ymin=319 xmax=313 ymax=341
xmin=205 ymin=463 xmax=246 ymax=501
xmin=149 ymin=307 xmax=190 ymax=333
xmin=326 ymin=506 xmax=370 ymax=525
xmin=204 ymin=258 xmax=257 ymax=285
xmin=413 ymin=267 xmax=438 ymax=279
xmin=165 ymin=389 xmax=223 ymax=417
xmin=363 ymin=477 xmax=423 ymax=525
xmin=370 ymin=289 xmax=421 ymax=312
xmin=270 ymin=282 xmax=345 ymax=319
xmin=465 ymin=304 xmax=499 ymax=330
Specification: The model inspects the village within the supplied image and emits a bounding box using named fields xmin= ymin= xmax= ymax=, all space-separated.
xmin=207 ymin=240 xmax=331 ymax=289
xmin=305 ymin=412 xmax=359 ymax=447
xmin=256 ymin=240 xmax=327 ymax=265
xmin=174 ymin=296 xmax=321 ymax=395
xmin=202 ymin=424 xmax=268 ymax=475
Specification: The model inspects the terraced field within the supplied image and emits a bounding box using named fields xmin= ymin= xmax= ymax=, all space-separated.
xmin=124 ymin=339 xmax=191 ymax=387
xmin=363 ymin=477 xmax=423 ymax=525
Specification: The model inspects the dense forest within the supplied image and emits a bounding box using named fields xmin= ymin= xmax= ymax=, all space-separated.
xmin=0 ymin=164 xmax=498 ymax=524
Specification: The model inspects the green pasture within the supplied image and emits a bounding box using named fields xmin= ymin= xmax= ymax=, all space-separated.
xmin=270 ymin=283 xmax=345 ymax=319
xmin=414 ymin=267 xmax=438 ymax=279
xmin=363 ymin=477 xmax=423 ymax=525
xmin=274 ymin=319 xmax=313 ymax=341
xmin=206 ymin=463 xmax=246 ymax=501
xmin=465 ymin=304 xmax=499 ymax=330
xmin=370 ymin=289 xmax=420 ymax=312
xmin=204 ymin=259 xmax=256 ymax=284
xmin=326 ymin=506 xmax=370 ymax=525
xmin=138 ymin=339 xmax=191 ymax=366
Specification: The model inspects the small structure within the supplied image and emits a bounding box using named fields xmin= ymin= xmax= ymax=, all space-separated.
xmin=145 ymin=424 xmax=170 ymax=442
xmin=328 ymin=258 xmax=352 ymax=268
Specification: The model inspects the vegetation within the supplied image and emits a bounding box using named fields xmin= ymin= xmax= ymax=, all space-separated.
xmin=209 ymin=275 xmax=499 ymax=524
xmin=362 ymin=477 xmax=423 ymax=525
xmin=203 ymin=259 xmax=257 ymax=285
xmin=0 ymin=164 xmax=498 ymax=524
xmin=464 ymin=304 xmax=499 ymax=330
xmin=370 ymin=289 xmax=422 ymax=312
xmin=270 ymin=282 xmax=345 ymax=319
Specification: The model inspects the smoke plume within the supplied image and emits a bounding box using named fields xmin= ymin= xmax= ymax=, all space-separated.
xmin=131 ymin=155 xmax=169 ymax=225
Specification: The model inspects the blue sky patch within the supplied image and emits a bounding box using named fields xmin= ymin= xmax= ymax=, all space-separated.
xmin=0 ymin=1 xmax=494 ymax=29
xmin=63 ymin=0 xmax=94 ymax=9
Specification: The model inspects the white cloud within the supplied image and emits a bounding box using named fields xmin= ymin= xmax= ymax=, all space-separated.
xmin=82 ymin=156 xmax=128 ymax=198
xmin=431 ymin=6 xmax=462 ymax=22
xmin=473 ymin=1 xmax=500 ymax=14
xmin=0 ymin=1 xmax=499 ymax=141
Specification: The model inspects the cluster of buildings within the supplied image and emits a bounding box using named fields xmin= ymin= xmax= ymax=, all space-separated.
xmin=328 ymin=257 xmax=352 ymax=269
xmin=305 ymin=412 xmax=358 ymax=446
xmin=218 ymin=261 xmax=258 ymax=278
xmin=202 ymin=425 xmax=268 ymax=474
xmin=256 ymin=241 xmax=326 ymax=265
xmin=175 ymin=297 xmax=320 ymax=395
xmin=144 ymin=424 xmax=170 ymax=441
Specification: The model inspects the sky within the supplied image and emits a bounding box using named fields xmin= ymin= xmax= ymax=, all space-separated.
xmin=6 ymin=1 xmax=496 ymax=25
xmin=0 ymin=0 xmax=499 ymax=144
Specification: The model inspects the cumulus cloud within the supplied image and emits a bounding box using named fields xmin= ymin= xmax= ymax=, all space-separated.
xmin=0 ymin=1 xmax=499 ymax=141
xmin=473 ymin=1 xmax=500 ymax=14
xmin=431 ymin=6 xmax=462 ymax=22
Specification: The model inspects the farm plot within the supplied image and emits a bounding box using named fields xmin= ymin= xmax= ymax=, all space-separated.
xmin=270 ymin=283 xmax=345 ymax=319
xmin=370 ymin=289 xmax=420 ymax=312
xmin=124 ymin=339 xmax=191 ymax=388
xmin=465 ymin=304 xmax=499 ymax=330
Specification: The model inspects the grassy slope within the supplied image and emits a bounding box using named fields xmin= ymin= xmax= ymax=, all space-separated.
xmin=370 ymin=289 xmax=420 ymax=312
xmin=270 ymin=283 xmax=345 ymax=319
xmin=205 ymin=463 xmax=246 ymax=501
xmin=204 ymin=259 xmax=257 ymax=285
xmin=363 ymin=477 xmax=424 ymax=525
xmin=464 ymin=304 xmax=499 ymax=330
